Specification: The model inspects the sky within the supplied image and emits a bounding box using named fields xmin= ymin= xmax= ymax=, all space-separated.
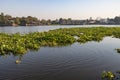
xmin=0 ymin=0 xmax=120 ymax=20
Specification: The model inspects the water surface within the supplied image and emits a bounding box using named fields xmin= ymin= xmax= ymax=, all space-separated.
xmin=0 ymin=37 xmax=120 ymax=80
xmin=0 ymin=25 xmax=120 ymax=34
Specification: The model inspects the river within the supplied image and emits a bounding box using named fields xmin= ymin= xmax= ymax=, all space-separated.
xmin=0 ymin=25 xmax=120 ymax=80
xmin=0 ymin=25 xmax=120 ymax=34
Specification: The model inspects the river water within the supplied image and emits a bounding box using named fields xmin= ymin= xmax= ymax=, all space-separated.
xmin=0 ymin=25 xmax=120 ymax=34
xmin=0 ymin=25 xmax=120 ymax=80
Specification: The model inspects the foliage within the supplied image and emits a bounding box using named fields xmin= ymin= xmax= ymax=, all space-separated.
xmin=101 ymin=70 xmax=120 ymax=80
xmin=0 ymin=13 xmax=40 ymax=26
xmin=102 ymin=71 xmax=115 ymax=80
xmin=1 ymin=27 xmax=120 ymax=55
xmin=0 ymin=31 xmax=75 ymax=54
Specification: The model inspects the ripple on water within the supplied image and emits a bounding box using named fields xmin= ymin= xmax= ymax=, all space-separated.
xmin=1 ymin=37 xmax=120 ymax=80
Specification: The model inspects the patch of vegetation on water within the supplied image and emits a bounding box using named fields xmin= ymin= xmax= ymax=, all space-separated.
xmin=101 ymin=70 xmax=120 ymax=80
xmin=0 ymin=32 xmax=75 ymax=55
xmin=1 ymin=27 xmax=120 ymax=55
xmin=102 ymin=71 xmax=115 ymax=80
xmin=116 ymin=48 xmax=120 ymax=53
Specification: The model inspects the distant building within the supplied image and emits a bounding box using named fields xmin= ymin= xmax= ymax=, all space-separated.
xmin=89 ymin=20 xmax=96 ymax=24
xmin=99 ymin=19 xmax=108 ymax=24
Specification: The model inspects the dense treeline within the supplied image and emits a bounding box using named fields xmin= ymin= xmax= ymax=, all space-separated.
xmin=0 ymin=12 xmax=59 ymax=26
xmin=1 ymin=12 xmax=120 ymax=26
xmin=0 ymin=13 xmax=41 ymax=26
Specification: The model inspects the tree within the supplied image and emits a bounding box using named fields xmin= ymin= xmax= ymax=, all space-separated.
xmin=46 ymin=19 xmax=51 ymax=25
xmin=14 ymin=17 xmax=20 ymax=25
xmin=59 ymin=18 xmax=63 ymax=24
xmin=66 ymin=18 xmax=72 ymax=24
xmin=0 ymin=13 xmax=5 ymax=25
xmin=51 ymin=19 xmax=59 ymax=25
xmin=20 ymin=17 xmax=27 ymax=26
xmin=114 ymin=16 xmax=120 ymax=24
xmin=40 ymin=19 xmax=47 ymax=25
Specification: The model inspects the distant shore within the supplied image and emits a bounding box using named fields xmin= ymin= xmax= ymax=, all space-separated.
xmin=1 ymin=12 xmax=120 ymax=27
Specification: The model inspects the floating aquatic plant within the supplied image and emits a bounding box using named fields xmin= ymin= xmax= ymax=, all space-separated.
xmin=1 ymin=27 xmax=120 ymax=55
xmin=102 ymin=71 xmax=115 ymax=80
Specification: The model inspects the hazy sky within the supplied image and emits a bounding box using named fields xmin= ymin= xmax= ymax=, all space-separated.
xmin=0 ymin=0 xmax=120 ymax=19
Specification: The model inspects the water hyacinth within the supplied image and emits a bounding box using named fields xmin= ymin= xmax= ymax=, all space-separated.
xmin=102 ymin=71 xmax=115 ymax=80
xmin=1 ymin=27 xmax=120 ymax=54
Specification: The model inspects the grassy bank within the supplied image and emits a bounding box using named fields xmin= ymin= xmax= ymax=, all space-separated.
xmin=1 ymin=27 xmax=120 ymax=55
